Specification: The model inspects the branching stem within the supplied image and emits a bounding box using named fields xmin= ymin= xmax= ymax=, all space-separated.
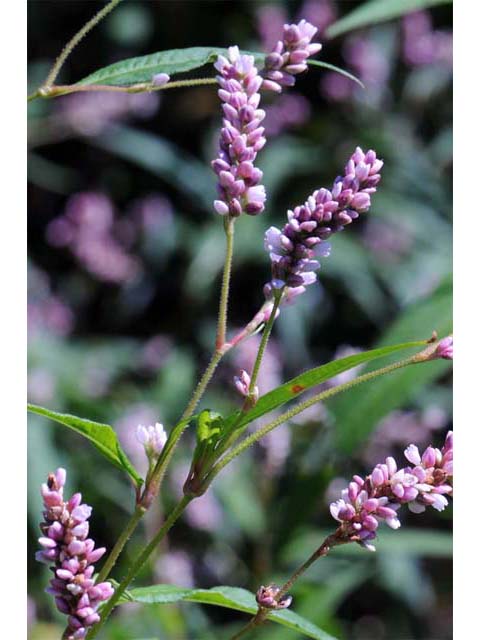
xmin=42 ymin=0 xmax=123 ymax=90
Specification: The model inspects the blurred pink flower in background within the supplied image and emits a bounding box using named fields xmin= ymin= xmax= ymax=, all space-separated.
xmin=155 ymin=550 xmax=195 ymax=588
xmin=264 ymin=93 xmax=311 ymax=137
xmin=320 ymin=72 xmax=354 ymax=102
xmin=402 ymin=11 xmax=452 ymax=68
xmin=56 ymin=92 xmax=160 ymax=137
xmin=298 ymin=0 xmax=337 ymax=36
xmin=343 ymin=35 xmax=389 ymax=88
xmin=28 ymin=368 xmax=57 ymax=404
xmin=362 ymin=219 xmax=414 ymax=263
xmin=139 ymin=334 xmax=173 ymax=372
xmin=129 ymin=194 xmax=174 ymax=235
xmin=362 ymin=407 xmax=449 ymax=466
xmin=46 ymin=192 xmax=141 ymax=284
xmin=28 ymin=266 xmax=74 ymax=337
xmin=256 ymin=4 xmax=288 ymax=51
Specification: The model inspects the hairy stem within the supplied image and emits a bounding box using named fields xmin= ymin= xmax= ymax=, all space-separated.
xmin=94 ymin=505 xmax=146 ymax=585
xmin=276 ymin=532 xmax=346 ymax=599
xmin=229 ymin=614 xmax=265 ymax=640
xmin=139 ymin=217 xmax=235 ymax=505
xmin=42 ymin=0 xmax=123 ymax=89
xmin=86 ymin=496 xmax=191 ymax=639
xmin=216 ymin=217 xmax=235 ymax=350
xmin=248 ymin=292 xmax=282 ymax=393
xmin=30 ymin=77 xmax=218 ymax=101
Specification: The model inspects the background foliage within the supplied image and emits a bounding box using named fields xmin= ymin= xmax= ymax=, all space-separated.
xmin=27 ymin=1 xmax=452 ymax=639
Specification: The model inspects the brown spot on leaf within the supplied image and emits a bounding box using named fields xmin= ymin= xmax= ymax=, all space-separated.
xmin=291 ymin=384 xmax=305 ymax=394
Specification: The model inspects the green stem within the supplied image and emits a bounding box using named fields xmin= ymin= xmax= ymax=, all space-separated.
xmin=30 ymin=77 xmax=218 ymax=101
xmin=94 ymin=505 xmax=146 ymax=584
xmin=248 ymin=292 xmax=282 ymax=394
xmin=229 ymin=613 xmax=266 ymax=640
xmin=42 ymin=0 xmax=123 ymax=90
xmin=276 ymin=533 xmax=344 ymax=599
xmin=86 ymin=496 xmax=191 ymax=639
xmin=229 ymin=532 xmax=345 ymax=640
xmin=181 ymin=349 xmax=225 ymax=424
xmin=216 ymin=217 xmax=235 ymax=350
xmin=204 ymin=352 xmax=425 ymax=487
xmin=139 ymin=216 xmax=235 ymax=505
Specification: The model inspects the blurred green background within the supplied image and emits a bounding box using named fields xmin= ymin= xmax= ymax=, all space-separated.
xmin=27 ymin=1 xmax=452 ymax=639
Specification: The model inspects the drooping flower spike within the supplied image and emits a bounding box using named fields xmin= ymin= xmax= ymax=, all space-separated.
xmin=330 ymin=431 xmax=453 ymax=551
xmin=263 ymin=20 xmax=323 ymax=93
xmin=264 ymin=147 xmax=383 ymax=304
xmin=36 ymin=468 xmax=113 ymax=639
xmin=212 ymin=47 xmax=267 ymax=218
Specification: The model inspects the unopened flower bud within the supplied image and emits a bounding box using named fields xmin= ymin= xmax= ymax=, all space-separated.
xmin=152 ymin=73 xmax=170 ymax=87
xmin=136 ymin=422 xmax=168 ymax=459
xmin=434 ymin=336 xmax=453 ymax=360
xmin=256 ymin=584 xmax=292 ymax=609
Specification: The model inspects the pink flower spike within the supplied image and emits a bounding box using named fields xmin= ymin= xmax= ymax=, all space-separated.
xmin=37 ymin=469 xmax=113 ymax=639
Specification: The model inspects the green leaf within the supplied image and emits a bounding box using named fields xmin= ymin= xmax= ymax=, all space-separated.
xmin=331 ymin=283 xmax=452 ymax=453
xmin=223 ymin=339 xmax=428 ymax=433
xmin=307 ymin=60 xmax=364 ymax=89
xmin=125 ymin=585 xmax=337 ymax=640
xmin=27 ymin=403 xmax=142 ymax=485
xmin=326 ymin=0 xmax=452 ymax=39
xmin=195 ymin=409 xmax=223 ymax=445
xmin=78 ymin=47 xmax=265 ymax=87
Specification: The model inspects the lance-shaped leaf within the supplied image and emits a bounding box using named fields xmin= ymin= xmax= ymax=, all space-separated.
xmin=222 ymin=339 xmax=428 ymax=433
xmin=27 ymin=404 xmax=142 ymax=486
xmin=77 ymin=47 xmax=264 ymax=87
xmin=326 ymin=0 xmax=452 ymax=39
xmin=307 ymin=60 xmax=364 ymax=88
xmin=122 ymin=585 xmax=337 ymax=640
xmin=77 ymin=46 xmax=357 ymax=89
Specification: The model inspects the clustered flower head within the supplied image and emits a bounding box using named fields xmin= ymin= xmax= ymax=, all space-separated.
xmin=264 ymin=147 xmax=383 ymax=304
xmin=212 ymin=47 xmax=267 ymax=217
xmin=256 ymin=584 xmax=292 ymax=609
xmin=330 ymin=431 xmax=453 ymax=551
xmin=36 ymin=469 xmax=113 ymax=639
xmin=263 ymin=20 xmax=322 ymax=93
xmin=136 ymin=422 xmax=168 ymax=460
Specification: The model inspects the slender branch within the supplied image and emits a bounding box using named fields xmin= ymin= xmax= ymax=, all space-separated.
xmin=229 ymin=532 xmax=349 ymax=640
xmin=248 ymin=291 xmax=282 ymax=393
xmin=276 ymin=533 xmax=347 ymax=599
xmin=30 ymin=77 xmax=218 ymax=101
xmin=42 ymin=0 xmax=123 ymax=89
xmin=182 ymin=350 xmax=225 ymax=423
xmin=229 ymin=615 xmax=263 ymax=640
xmin=204 ymin=349 xmax=431 ymax=488
xmin=86 ymin=496 xmax=192 ymax=639
xmin=216 ymin=217 xmax=236 ymax=350
xmin=138 ymin=216 xmax=235 ymax=505
xmin=94 ymin=505 xmax=146 ymax=584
